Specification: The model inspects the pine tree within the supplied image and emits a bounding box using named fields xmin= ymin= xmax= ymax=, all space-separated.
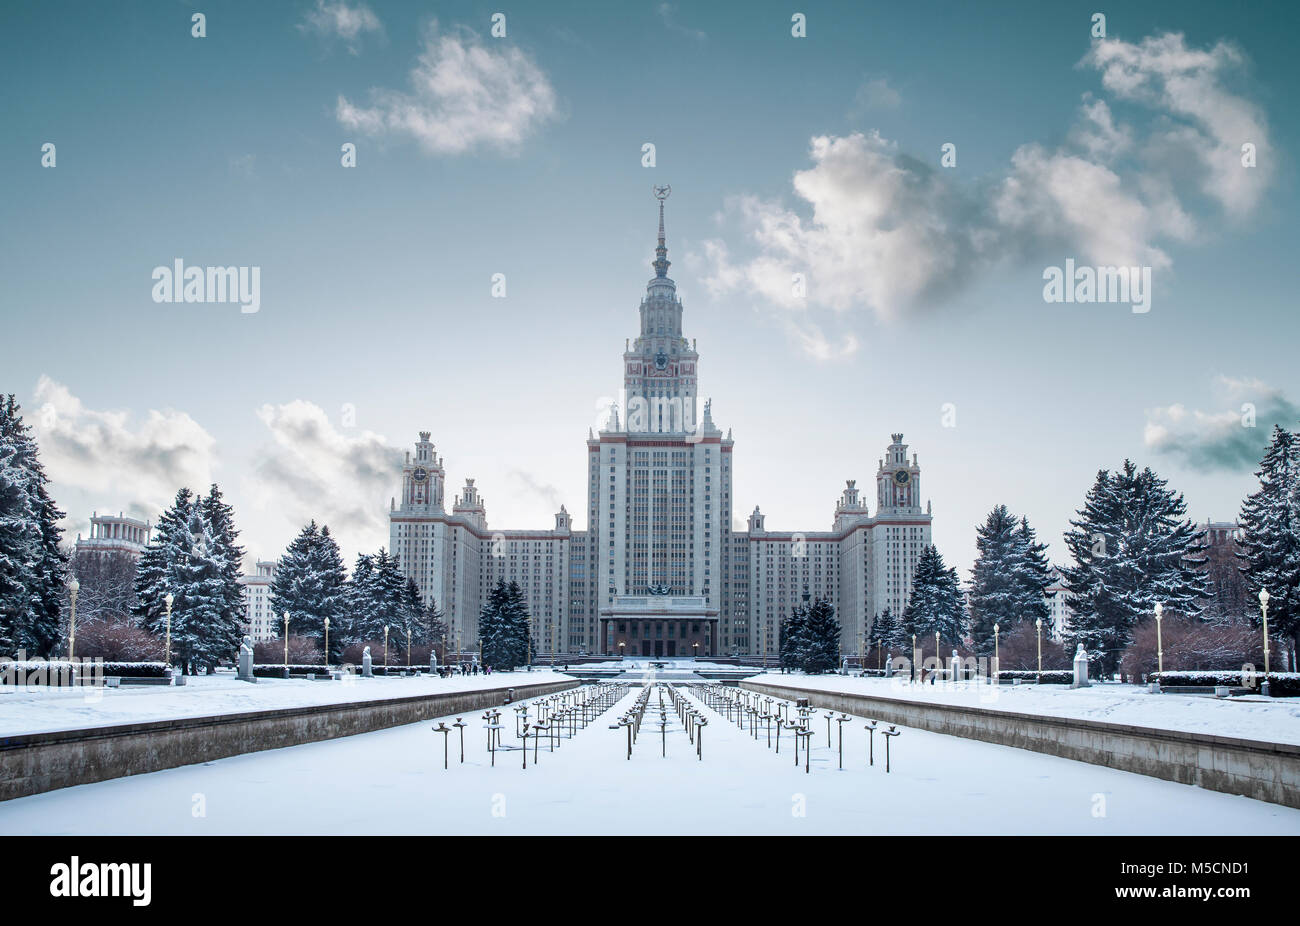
xmin=1012 ymin=515 xmax=1053 ymax=626
xmin=799 ymin=596 xmax=841 ymax=673
xmin=133 ymin=488 xmax=194 ymax=654
xmin=1238 ymin=426 xmax=1300 ymax=659
xmin=967 ymin=507 xmax=1054 ymax=655
xmin=869 ymin=606 xmax=902 ymax=655
xmin=0 ymin=395 xmax=66 ymax=656
xmin=967 ymin=505 xmax=1021 ymax=655
xmin=478 ymin=578 xmax=530 ymax=668
xmin=1062 ymin=461 xmax=1208 ymax=674
xmin=345 ymin=552 xmax=379 ymax=643
xmin=902 ymin=545 xmax=965 ymax=654
xmin=270 ymin=521 xmax=347 ymax=660
xmin=199 ymin=484 xmax=246 ymax=659
xmin=779 ymin=603 xmax=808 ymax=671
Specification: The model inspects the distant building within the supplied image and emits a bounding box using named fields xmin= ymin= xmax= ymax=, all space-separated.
xmin=1045 ymin=565 xmax=1071 ymax=642
xmin=387 ymin=195 xmax=934 ymax=658
xmin=239 ymin=561 xmax=278 ymax=642
xmin=1196 ymin=520 xmax=1248 ymax=621
xmin=74 ymin=512 xmax=151 ymax=560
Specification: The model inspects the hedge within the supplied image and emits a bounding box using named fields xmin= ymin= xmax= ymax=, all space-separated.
xmin=1152 ymin=670 xmax=1300 ymax=697
xmin=996 ymin=670 xmax=1074 ymax=685
xmin=1 ymin=659 xmax=169 ymax=684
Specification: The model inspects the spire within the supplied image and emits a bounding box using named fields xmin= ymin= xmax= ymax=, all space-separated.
xmin=652 ymin=184 xmax=671 ymax=278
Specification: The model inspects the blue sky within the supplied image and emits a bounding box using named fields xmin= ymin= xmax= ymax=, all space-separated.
xmin=2 ymin=0 xmax=1297 ymax=577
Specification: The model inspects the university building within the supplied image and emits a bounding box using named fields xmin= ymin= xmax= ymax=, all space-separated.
xmin=389 ymin=194 xmax=933 ymax=658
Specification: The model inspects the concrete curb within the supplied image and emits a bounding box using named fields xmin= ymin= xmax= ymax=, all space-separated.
xmin=741 ymin=680 xmax=1300 ymax=808
xmin=0 ymin=679 xmax=578 ymax=801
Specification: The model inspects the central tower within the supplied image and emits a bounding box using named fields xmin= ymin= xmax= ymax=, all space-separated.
xmin=590 ymin=188 xmax=732 ymax=656
xmin=622 ymin=185 xmax=700 ymax=433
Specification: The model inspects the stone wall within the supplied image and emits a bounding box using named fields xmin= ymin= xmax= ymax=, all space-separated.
xmin=0 ymin=679 xmax=577 ymax=801
xmin=742 ymin=680 xmax=1300 ymax=809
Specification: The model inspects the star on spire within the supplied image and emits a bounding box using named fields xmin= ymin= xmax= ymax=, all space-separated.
xmin=652 ymin=184 xmax=671 ymax=278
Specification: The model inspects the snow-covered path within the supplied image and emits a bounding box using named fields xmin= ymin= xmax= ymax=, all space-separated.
xmin=2 ymin=681 xmax=1297 ymax=835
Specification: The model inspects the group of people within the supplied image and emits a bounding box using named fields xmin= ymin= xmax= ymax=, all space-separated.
xmin=433 ymin=662 xmax=491 ymax=678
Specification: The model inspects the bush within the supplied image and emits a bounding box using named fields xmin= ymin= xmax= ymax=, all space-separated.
xmin=253 ymin=636 xmax=322 ymax=664
xmin=0 ymin=659 xmax=168 ymax=684
xmin=1153 ymin=670 xmax=1300 ymax=697
xmin=252 ymin=663 xmax=341 ymax=678
xmin=994 ymin=624 xmax=1071 ymax=670
xmin=996 ymin=669 xmax=1074 ymax=685
xmin=71 ymin=618 xmax=164 ymax=662
xmin=1121 ymin=617 xmax=1265 ymax=679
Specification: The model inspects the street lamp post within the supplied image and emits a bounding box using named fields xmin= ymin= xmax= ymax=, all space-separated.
xmin=911 ymin=633 xmax=917 ymax=683
xmin=1260 ymin=589 xmax=1271 ymax=695
xmin=406 ymin=621 xmax=411 ymax=667
xmin=164 ymin=592 xmax=175 ymax=670
xmin=1035 ymin=618 xmax=1043 ymax=681
xmin=67 ymin=576 xmax=80 ymax=660
xmin=993 ymin=622 xmax=1000 ymax=684
xmin=1154 ymin=602 xmax=1164 ymax=677
xmin=384 ymin=625 xmax=390 ymax=668
xmin=324 ymin=617 xmax=330 ymax=670
xmin=282 ymin=611 xmax=289 ymax=669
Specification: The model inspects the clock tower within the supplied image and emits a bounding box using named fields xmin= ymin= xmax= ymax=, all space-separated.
xmin=877 ymin=432 xmax=921 ymax=513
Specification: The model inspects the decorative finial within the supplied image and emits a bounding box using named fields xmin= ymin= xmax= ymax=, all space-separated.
xmin=652 ymin=185 xmax=672 ymax=278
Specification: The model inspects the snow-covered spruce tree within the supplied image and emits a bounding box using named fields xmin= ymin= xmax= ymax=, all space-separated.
xmin=967 ymin=505 xmax=1020 ymax=655
xmin=478 ymin=578 xmax=530 ymax=668
xmin=132 ymin=493 xmax=236 ymax=673
xmin=799 ymin=595 xmax=841 ymax=674
xmin=505 ymin=580 xmax=534 ymax=664
xmin=901 ymin=545 xmax=965 ymax=655
xmin=869 ymin=606 xmax=902 ymax=656
xmin=968 ymin=507 xmax=1053 ymax=656
xmin=1238 ymin=426 xmax=1300 ymax=661
xmin=345 ymin=552 xmax=379 ymax=643
xmin=0 ymin=395 xmax=67 ymax=656
xmin=198 ymin=484 xmax=246 ymax=661
xmin=779 ymin=602 xmax=808 ymax=670
xmin=133 ymin=488 xmax=194 ymax=654
xmin=269 ymin=521 xmax=347 ymax=660
xmin=1012 ymin=515 xmax=1053 ymax=625
xmin=1062 ymin=461 xmax=1208 ymax=675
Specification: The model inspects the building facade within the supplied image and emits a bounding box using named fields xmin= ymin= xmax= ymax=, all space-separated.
xmin=239 ymin=560 xmax=278 ymax=642
xmin=389 ymin=195 xmax=933 ymax=657
xmin=74 ymin=512 xmax=152 ymax=559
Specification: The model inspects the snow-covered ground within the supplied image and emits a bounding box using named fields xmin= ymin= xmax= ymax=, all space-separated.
xmin=746 ymin=673 xmax=1300 ymax=745
xmin=2 ymin=674 xmax=1296 ymax=835
xmin=0 ymin=670 xmax=571 ymax=737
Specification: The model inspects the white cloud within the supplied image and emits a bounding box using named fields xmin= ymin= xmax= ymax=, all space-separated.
xmin=701 ymin=132 xmax=987 ymax=325
xmin=1086 ymin=33 xmax=1271 ymax=217
xmin=30 ymin=376 xmax=218 ymax=533
xmin=300 ymin=1 xmax=382 ymax=53
xmin=336 ymin=24 xmax=558 ymax=155
xmin=247 ymin=401 xmax=402 ymax=560
xmin=703 ymin=32 xmax=1273 ymax=356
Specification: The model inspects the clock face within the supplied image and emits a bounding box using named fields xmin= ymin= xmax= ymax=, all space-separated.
xmin=893 ymin=469 xmax=910 ymax=486
xmin=412 ymin=467 xmax=428 ymax=483
xmin=654 ymin=350 xmax=668 ymax=371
